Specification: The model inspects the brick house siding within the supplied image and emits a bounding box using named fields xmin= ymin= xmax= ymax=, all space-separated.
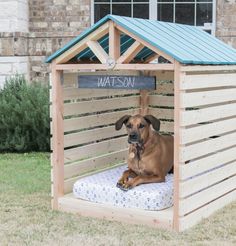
xmin=0 ymin=0 xmax=235 ymax=86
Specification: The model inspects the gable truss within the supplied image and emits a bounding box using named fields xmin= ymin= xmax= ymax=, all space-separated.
xmin=55 ymin=21 xmax=175 ymax=71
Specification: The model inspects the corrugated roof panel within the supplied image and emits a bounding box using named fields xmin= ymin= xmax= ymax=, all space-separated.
xmin=46 ymin=14 xmax=236 ymax=65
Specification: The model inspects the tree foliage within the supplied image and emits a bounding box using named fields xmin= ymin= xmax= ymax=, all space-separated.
xmin=0 ymin=75 xmax=50 ymax=152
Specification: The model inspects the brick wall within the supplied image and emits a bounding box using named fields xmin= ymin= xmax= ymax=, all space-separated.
xmin=28 ymin=0 xmax=91 ymax=82
xmin=0 ymin=0 xmax=29 ymax=87
xmin=216 ymin=0 xmax=236 ymax=47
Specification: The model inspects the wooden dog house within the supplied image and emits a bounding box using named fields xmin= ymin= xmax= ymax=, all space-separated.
xmin=46 ymin=15 xmax=236 ymax=232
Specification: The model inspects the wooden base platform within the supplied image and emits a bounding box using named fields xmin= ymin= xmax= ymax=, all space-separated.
xmin=58 ymin=193 xmax=173 ymax=230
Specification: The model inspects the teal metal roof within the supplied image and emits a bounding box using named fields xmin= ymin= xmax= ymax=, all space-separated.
xmin=45 ymin=15 xmax=236 ymax=65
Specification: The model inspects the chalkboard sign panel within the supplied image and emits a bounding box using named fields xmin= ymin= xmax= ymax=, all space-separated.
xmin=78 ymin=75 xmax=156 ymax=90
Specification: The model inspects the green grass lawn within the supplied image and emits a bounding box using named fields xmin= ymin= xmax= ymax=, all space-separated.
xmin=0 ymin=153 xmax=236 ymax=245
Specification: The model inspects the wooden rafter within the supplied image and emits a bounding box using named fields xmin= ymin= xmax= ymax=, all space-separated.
xmin=116 ymin=41 xmax=144 ymax=64
xmin=115 ymin=24 xmax=175 ymax=64
xmin=109 ymin=21 xmax=120 ymax=60
xmin=55 ymin=22 xmax=109 ymax=64
xmin=87 ymin=40 xmax=109 ymax=64
xmin=144 ymin=53 xmax=160 ymax=63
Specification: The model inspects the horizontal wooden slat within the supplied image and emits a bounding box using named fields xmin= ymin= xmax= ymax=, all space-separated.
xmin=180 ymin=65 xmax=236 ymax=72
xmin=181 ymin=117 xmax=236 ymax=144
xmin=58 ymin=193 xmax=173 ymax=230
xmin=153 ymin=83 xmax=174 ymax=95
xmin=181 ymin=73 xmax=236 ymax=90
xmin=64 ymin=108 xmax=140 ymax=132
xmin=64 ymin=95 xmax=140 ymax=116
xmin=179 ymin=145 xmax=236 ymax=180
xmin=149 ymin=95 xmax=174 ymax=107
xmin=152 ymin=70 xmax=174 ymax=81
xmin=63 ymin=84 xmax=173 ymax=101
xmin=159 ymin=121 xmax=174 ymax=133
xmin=179 ymin=189 xmax=236 ymax=231
xmin=63 ymin=88 xmax=139 ymax=100
xmin=64 ymin=136 xmax=128 ymax=163
xmin=179 ymin=175 xmax=236 ymax=216
xmin=181 ymin=88 xmax=236 ymax=108
xmin=179 ymin=161 xmax=236 ymax=198
xmin=181 ymin=102 xmax=236 ymax=126
xmin=149 ymin=108 xmax=174 ymax=120
xmin=64 ymin=163 xmax=125 ymax=194
xmin=64 ymin=125 xmax=127 ymax=148
xmin=64 ymin=149 xmax=128 ymax=179
xmin=180 ymin=131 xmax=236 ymax=162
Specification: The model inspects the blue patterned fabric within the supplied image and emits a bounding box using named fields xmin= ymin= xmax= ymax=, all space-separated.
xmin=73 ymin=165 xmax=174 ymax=211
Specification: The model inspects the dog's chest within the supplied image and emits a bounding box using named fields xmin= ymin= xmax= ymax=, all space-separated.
xmin=128 ymin=158 xmax=148 ymax=176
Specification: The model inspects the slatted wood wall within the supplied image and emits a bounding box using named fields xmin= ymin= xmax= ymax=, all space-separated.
xmin=62 ymin=72 xmax=138 ymax=193
xmin=149 ymin=71 xmax=174 ymax=133
xmin=51 ymin=71 xmax=175 ymax=194
xmin=177 ymin=68 xmax=236 ymax=231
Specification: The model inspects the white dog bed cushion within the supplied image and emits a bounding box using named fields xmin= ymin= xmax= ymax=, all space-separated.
xmin=73 ymin=165 xmax=174 ymax=211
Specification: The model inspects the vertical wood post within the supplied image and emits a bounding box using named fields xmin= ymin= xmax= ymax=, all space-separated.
xmin=173 ymin=61 xmax=182 ymax=231
xmin=51 ymin=61 xmax=64 ymax=210
xmin=109 ymin=21 xmax=120 ymax=60
xmin=140 ymin=90 xmax=149 ymax=115
xmin=139 ymin=71 xmax=150 ymax=115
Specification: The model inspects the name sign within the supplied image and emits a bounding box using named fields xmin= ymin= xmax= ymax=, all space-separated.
xmin=78 ymin=75 xmax=156 ymax=90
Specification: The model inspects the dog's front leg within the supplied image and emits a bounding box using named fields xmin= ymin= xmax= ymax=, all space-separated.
xmin=116 ymin=169 xmax=137 ymax=188
xmin=122 ymin=175 xmax=165 ymax=191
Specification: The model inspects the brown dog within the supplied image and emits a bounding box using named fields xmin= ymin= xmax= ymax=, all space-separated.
xmin=115 ymin=114 xmax=174 ymax=191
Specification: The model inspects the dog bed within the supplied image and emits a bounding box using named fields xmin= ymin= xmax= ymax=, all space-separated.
xmin=73 ymin=165 xmax=174 ymax=211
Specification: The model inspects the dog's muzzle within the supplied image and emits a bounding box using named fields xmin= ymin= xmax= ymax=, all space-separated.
xmin=128 ymin=132 xmax=140 ymax=144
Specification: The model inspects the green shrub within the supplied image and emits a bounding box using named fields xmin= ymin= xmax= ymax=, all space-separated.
xmin=0 ymin=75 xmax=50 ymax=152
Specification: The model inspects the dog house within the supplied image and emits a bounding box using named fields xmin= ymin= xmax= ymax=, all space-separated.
xmin=46 ymin=15 xmax=236 ymax=232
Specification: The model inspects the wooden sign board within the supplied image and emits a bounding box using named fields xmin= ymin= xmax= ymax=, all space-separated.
xmin=78 ymin=75 xmax=156 ymax=90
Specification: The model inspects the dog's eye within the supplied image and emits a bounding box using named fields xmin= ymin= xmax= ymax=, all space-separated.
xmin=127 ymin=124 xmax=132 ymax=129
xmin=139 ymin=124 xmax=145 ymax=129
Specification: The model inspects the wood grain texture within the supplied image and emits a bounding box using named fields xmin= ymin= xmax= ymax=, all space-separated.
xmin=181 ymin=73 xmax=236 ymax=90
xmin=64 ymin=136 xmax=128 ymax=164
xmin=179 ymin=161 xmax=236 ymax=199
xmin=64 ymin=109 xmax=140 ymax=133
xmin=181 ymin=102 xmax=236 ymax=126
xmin=173 ymin=61 xmax=182 ymax=231
xmin=109 ymin=21 xmax=120 ymax=60
xmin=64 ymin=149 xmax=128 ymax=179
xmin=51 ymin=63 xmax=64 ymax=209
xmin=116 ymin=41 xmax=144 ymax=64
xmin=55 ymin=22 xmax=109 ymax=64
xmin=181 ymin=88 xmax=236 ymax=108
xmin=180 ymin=117 xmax=236 ymax=144
xmin=87 ymin=40 xmax=109 ymax=64
xmin=64 ymin=95 xmax=140 ymax=116
xmin=64 ymin=125 xmax=127 ymax=148
xmin=180 ymin=131 xmax=236 ymax=162
xmin=58 ymin=193 xmax=173 ymax=230
xmin=179 ymin=189 xmax=236 ymax=231
xmin=179 ymin=145 xmax=236 ymax=180
xmin=179 ymin=174 xmax=236 ymax=216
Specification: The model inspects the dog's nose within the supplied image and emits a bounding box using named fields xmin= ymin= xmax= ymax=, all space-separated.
xmin=130 ymin=133 xmax=138 ymax=140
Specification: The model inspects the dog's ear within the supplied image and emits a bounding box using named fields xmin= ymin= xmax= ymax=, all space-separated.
xmin=144 ymin=115 xmax=160 ymax=131
xmin=115 ymin=115 xmax=131 ymax=131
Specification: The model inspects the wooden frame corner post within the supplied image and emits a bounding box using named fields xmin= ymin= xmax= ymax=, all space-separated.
xmin=51 ymin=62 xmax=64 ymax=209
xmin=173 ymin=61 xmax=182 ymax=231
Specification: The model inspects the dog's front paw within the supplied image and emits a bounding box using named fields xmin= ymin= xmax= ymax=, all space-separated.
xmin=117 ymin=183 xmax=133 ymax=192
xmin=116 ymin=182 xmax=123 ymax=189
